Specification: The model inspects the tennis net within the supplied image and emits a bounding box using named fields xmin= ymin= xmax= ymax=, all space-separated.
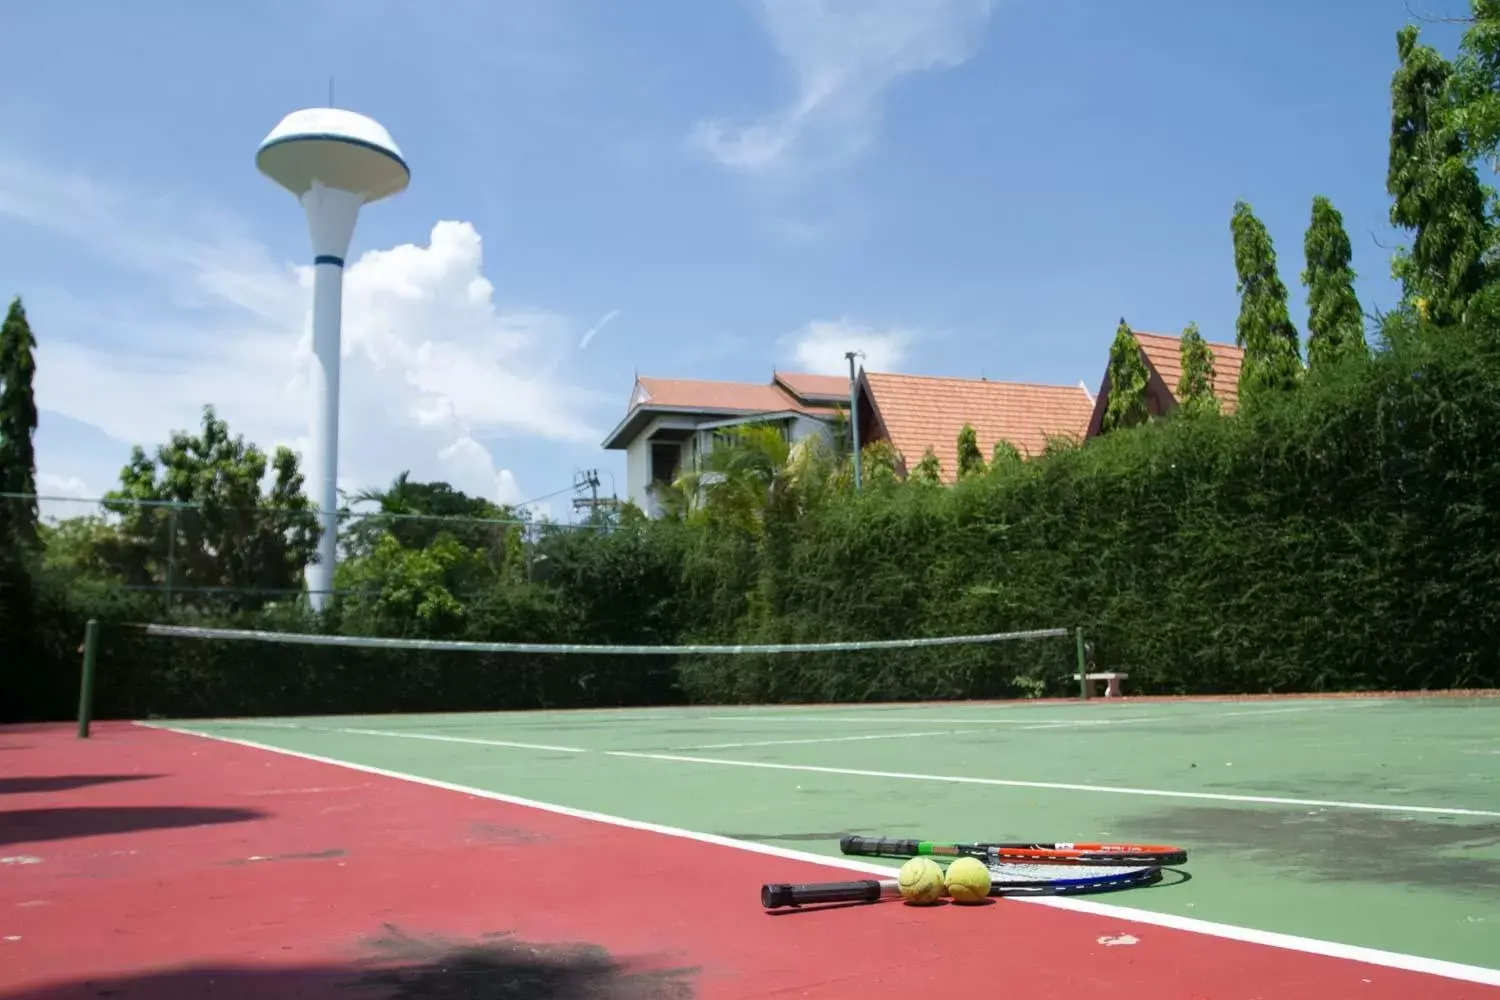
xmin=79 ymin=620 xmax=1085 ymax=722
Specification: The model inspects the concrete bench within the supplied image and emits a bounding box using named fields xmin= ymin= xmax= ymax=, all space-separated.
xmin=1073 ymin=671 xmax=1128 ymax=698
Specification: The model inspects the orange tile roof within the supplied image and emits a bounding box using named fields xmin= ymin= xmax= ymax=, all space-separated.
xmin=863 ymin=372 xmax=1095 ymax=483
xmin=1133 ymin=331 xmax=1243 ymax=413
xmin=774 ymin=372 xmax=851 ymax=402
xmin=634 ymin=376 xmax=810 ymax=414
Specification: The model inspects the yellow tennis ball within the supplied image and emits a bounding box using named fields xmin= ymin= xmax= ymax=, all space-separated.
xmin=896 ymin=856 xmax=945 ymax=905
xmin=943 ymin=856 xmax=992 ymax=904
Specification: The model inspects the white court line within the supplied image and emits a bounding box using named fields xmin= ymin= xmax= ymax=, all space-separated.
xmin=224 ymin=717 xmax=1500 ymax=819
xmin=603 ymin=750 xmax=1500 ymax=818
xmin=677 ymin=729 xmax=967 ymax=750
xmin=137 ymin=721 xmax=1500 ymax=987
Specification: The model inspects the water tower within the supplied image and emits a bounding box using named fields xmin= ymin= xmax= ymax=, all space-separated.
xmin=257 ymin=107 xmax=410 ymax=610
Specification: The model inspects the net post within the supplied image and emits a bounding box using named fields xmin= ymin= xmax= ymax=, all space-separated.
xmin=1074 ymin=627 xmax=1089 ymax=700
xmin=77 ymin=618 xmax=100 ymax=739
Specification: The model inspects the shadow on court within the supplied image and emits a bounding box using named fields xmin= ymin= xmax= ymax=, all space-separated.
xmin=0 ymin=927 xmax=699 ymax=1000
xmin=0 ymin=805 xmax=266 ymax=846
xmin=0 ymin=774 xmax=162 ymax=795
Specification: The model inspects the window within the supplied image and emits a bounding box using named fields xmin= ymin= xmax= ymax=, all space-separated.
xmin=650 ymin=442 xmax=681 ymax=485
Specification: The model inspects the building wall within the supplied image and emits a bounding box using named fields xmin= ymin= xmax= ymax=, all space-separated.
xmin=621 ymin=411 xmax=837 ymax=518
xmin=624 ymin=434 xmax=653 ymax=516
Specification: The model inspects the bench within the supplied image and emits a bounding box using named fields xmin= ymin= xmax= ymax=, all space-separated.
xmin=1073 ymin=671 xmax=1128 ymax=698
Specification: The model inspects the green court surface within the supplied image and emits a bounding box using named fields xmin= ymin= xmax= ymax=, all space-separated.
xmin=163 ymin=694 xmax=1500 ymax=972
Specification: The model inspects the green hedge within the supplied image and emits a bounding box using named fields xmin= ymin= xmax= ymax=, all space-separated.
xmin=11 ymin=315 xmax=1500 ymax=721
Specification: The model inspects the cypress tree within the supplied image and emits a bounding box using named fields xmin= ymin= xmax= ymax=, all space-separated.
xmin=1388 ymin=25 xmax=1491 ymax=326
xmin=1302 ymin=196 xmax=1368 ymax=368
xmin=1176 ymin=321 xmax=1219 ymax=416
xmin=910 ymin=447 xmax=942 ymax=484
xmin=1101 ymin=318 xmax=1150 ymax=433
xmin=0 ymin=296 xmax=39 ymax=549
xmin=955 ymin=423 xmax=985 ymax=478
xmin=1231 ymin=201 xmax=1302 ymax=400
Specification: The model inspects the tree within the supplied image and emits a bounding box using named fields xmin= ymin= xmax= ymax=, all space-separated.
xmin=955 ymin=423 xmax=986 ymax=478
xmin=1176 ymin=322 xmax=1219 ymax=416
xmin=910 ymin=447 xmax=943 ymax=484
xmin=1100 ymin=318 xmax=1150 ymax=432
xmin=1388 ymin=24 xmax=1492 ymax=326
xmin=1231 ymin=201 xmax=1303 ymax=399
xmin=1451 ymin=0 xmax=1500 ymax=168
xmin=990 ymin=439 xmax=1022 ymax=467
xmin=1302 ymin=196 xmax=1369 ymax=369
xmin=860 ymin=440 xmax=902 ymax=488
xmin=335 ymin=532 xmax=472 ymax=637
xmin=671 ymin=423 xmax=799 ymax=534
xmin=342 ymin=471 xmax=521 ymax=564
xmin=0 ymin=296 xmax=39 ymax=549
xmin=100 ymin=405 xmax=320 ymax=609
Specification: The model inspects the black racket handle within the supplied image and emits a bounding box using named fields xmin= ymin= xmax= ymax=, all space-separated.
xmin=761 ymin=879 xmax=886 ymax=909
xmin=840 ymin=835 xmax=924 ymax=857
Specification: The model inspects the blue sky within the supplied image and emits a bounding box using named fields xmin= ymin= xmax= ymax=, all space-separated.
xmin=0 ymin=0 xmax=1474 ymax=520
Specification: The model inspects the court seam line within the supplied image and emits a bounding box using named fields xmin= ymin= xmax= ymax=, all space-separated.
xmin=677 ymin=729 xmax=968 ymax=750
xmin=602 ymin=751 xmax=1500 ymax=818
xmin=259 ymin=718 xmax=1500 ymax=818
xmin=707 ymin=702 xmax=1383 ymax=727
xmin=135 ymin=721 xmax=1500 ymax=987
xmin=337 ymin=727 xmax=586 ymax=754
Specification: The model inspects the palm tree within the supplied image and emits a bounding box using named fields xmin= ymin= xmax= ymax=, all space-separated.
xmin=671 ymin=421 xmax=850 ymax=532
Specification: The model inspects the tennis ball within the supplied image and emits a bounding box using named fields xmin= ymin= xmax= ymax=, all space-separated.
xmin=897 ymin=856 xmax=946 ymax=905
xmin=943 ymin=856 xmax=992 ymax=904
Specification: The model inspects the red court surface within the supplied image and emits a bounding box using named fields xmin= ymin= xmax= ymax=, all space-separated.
xmin=2 ymin=722 xmax=1496 ymax=999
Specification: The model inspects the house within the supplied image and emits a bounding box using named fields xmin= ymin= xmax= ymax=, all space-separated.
xmin=600 ymin=372 xmax=851 ymax=516
xmin=602 ymin=368 xmax=1098 ymax=513
xmin=853 ymin=372 xmax=1096 ymax=483
xmin=1083 ymin=329 xmax=1245 ymax=437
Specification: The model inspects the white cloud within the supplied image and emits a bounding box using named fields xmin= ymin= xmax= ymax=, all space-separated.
xmin=0 ymin=153 xmax=609 ymax=515
xmin=33 ymin=472 xmax=95 ymax=524
xmin=785 ymin=318 xmax=914 ymax=374
xmin=690 ymin=0 xmax=995 ymax=176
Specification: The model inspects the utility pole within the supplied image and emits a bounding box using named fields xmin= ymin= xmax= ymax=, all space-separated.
xmin=571 ymin=468 xmax=614 ymax=525
xmin=845 ymin=350 xmax=863 ymax=493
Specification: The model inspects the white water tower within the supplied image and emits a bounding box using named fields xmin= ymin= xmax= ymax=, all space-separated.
xmin=257 ymin=107 xmax=410 ymax=610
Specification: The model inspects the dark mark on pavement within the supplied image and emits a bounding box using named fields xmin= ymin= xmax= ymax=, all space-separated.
xmin=354 ymin=925 xmax=698 ymax=999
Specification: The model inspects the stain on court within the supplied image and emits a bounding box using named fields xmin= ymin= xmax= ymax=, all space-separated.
xmin=1115 ymin=806 xmax=1500 ymax=893
xmin=466 ymin=822 xmax=549 ymax=845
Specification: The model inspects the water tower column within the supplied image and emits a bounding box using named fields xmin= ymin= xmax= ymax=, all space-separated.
xmin=256 ymin=106 xmax=410 ymax=613
xmin=302 ymin=183 xmax=364 ymax=610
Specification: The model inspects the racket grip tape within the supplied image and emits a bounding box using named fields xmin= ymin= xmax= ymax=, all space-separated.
xmin=839 ymin=835 xmax=926 ymax=857
xmin=761 ymin=879 xmax=886 ymax=909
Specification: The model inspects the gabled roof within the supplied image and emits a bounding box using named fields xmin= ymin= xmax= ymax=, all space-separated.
xmin=860 ymin=372 xmax=1095 ymax=483
xmin=1084 ymin=329 xmax=1244 ymax=437
xmin=602 ymin=372 xmax=844 ymax=449
xmin=1133 ymin=331 xmax=1243 ymax=412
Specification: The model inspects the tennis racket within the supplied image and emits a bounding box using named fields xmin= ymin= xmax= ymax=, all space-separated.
xmin=840 ymin=834 xmax=1187 ymax=867
xmin=762 ymin=861 xmax=1161 ymax=909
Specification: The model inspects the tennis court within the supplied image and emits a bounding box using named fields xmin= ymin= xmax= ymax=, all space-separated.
xmin=5 ymin=687 xmax=1498 ymax=998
